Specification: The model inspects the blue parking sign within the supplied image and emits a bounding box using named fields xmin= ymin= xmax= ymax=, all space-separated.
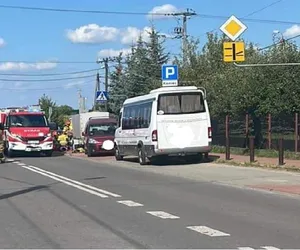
xmin=161 ymin=65 xmax=178 ymax=86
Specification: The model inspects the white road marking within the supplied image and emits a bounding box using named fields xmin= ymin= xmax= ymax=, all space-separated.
xmin=261 ymin=246 xmax=281 ymax=250
xmin=5 ymin=159 xmax=15 ymax=162
xmin=26 ymin=165 xmax=121 ymax=197
xmin=146 ymin=211 xmax=179 ymax=219
xmin=187 ymin=225 xmax=230 ymax=237
xmin=266 ymin=179 xmax=288 ymax=183
xmin=117 ymin=200 xmax=143 ymax=207
xmin=237 ymin=248 xmax=255 ymax=250
xmin=20 ymin=165 xmax=109 ymax=198
xmin=17 ymin=162 xmax=25 ymax=165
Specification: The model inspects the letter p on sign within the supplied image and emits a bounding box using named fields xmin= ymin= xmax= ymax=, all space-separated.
xmin=166 ymin=67 xmax=175 ymax=79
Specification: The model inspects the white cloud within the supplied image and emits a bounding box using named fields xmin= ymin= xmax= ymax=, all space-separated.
xmin=66 ymin=24 xmax=119 ymax=44
xmin=0 ymin=37 xmax=6 ymax=48
xmin=67 ymin=24 xmax=170 ymax=46
xmin=98 ymin=48 xmax=132 ymax=58
xmin=120 ymin=26 xmax=170 ymax=45
xmin=0 ymin=62 xmax=57 ymax=71
xmin=63 ymin=74 xmax=91 ymax=89
xmin=121 ymin=26 xmax=153 ymax=45
xmin=64 ymin=81 xmax=83 ymax=89
xmin=283 ymin=25 xmax=300 ymax=37
xmin=147 ymin=4 xmax=179 ymax=20
xmin=13 ymin=82 xmax=23 ymax=88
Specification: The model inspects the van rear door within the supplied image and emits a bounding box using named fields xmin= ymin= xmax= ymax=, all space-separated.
xmin=156 ymin=92 xmax=210 ymax=150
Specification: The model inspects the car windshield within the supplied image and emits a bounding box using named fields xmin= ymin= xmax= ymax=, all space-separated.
xmin=89 ymin=123 xmax=117 ymax=136
xmin=157 ymin=92 xmax=206 ymax=115
xmin=9 ymin=115 xmax=48 ymax=127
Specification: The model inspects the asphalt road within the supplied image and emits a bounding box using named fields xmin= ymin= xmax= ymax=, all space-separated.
xmin=1 ymin=154 xmax=300 ymax=249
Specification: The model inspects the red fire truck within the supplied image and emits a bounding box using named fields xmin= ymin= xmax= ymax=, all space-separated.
xmin=0 ymin=106 xmax=58 ymax=157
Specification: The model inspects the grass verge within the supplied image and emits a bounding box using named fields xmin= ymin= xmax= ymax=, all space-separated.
xmin=211 ymin=145 xmax=300 ymax=160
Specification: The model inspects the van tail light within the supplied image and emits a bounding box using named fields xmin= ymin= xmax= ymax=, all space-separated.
xmin=152 ymin=130 xmax=157 ymax=141
xmin=208 ymin=127 xmax=212 ymax=139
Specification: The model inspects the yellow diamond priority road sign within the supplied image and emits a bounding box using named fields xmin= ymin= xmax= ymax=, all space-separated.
xmin=220 ymin=15 xmax=247 ymax=41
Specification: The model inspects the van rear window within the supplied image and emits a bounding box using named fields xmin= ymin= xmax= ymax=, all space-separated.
xmin=89 ymin=123 xmax=117 ymax=136
xmin=158 ymin=92 xmax=205 ymax=115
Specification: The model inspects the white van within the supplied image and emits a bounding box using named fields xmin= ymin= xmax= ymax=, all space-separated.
xmin=114 ymin=86 xmax=212 ymax=165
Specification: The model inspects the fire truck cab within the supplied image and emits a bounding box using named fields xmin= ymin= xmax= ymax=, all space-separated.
xmin=0 ymin=106 xmax=58 ymax=157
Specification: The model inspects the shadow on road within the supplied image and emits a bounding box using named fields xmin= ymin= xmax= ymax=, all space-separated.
xmin=0 ymin=185 xmax=48 ymax=200
xmin=7 ymin=151 xmax=66 ymax=158
xmin=122 ymin=154 xmax=220 ymax=166
xmin=84 ymin=176 xmax=107 ymax=181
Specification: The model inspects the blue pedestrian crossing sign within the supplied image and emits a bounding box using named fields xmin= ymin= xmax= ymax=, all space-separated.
xmin=161 ymin=65 xmax=178 ymax=87
xmin=96 ymin=91 xmax=108 ymax=103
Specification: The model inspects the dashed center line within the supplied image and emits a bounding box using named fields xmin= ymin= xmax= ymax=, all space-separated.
xmin=117 ymin=200 xmax=144 ymax=207
xmin=146 ymin=211 xmax=180 ymax=219
xmin=187 ymin=225 xmax=230 ymax=237
xmin=261 ymin=246 xmax=281 ymax=250
xmin=238 ymin=247 xmax=280 ymax=250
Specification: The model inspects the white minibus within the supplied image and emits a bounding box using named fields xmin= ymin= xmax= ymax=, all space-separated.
xmin=114 ymin=86 xmax=212 ymax=165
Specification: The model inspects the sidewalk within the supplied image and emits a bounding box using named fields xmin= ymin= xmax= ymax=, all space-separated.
xmin=70 ymin=152 xmax=300 ymax=197
xmin=211 ymin=152 xmax=300 ymax=170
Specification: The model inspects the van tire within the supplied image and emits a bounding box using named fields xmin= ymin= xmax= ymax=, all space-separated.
xmin=115 ymin=146 xmax=123 ymax=161
xmin=138 ymin=147 xmax=147 ymax=165
xmin=43 ymin=150 xmax=53 ymax=157
xmin=7 ymin=149 xmax=14 ymax=158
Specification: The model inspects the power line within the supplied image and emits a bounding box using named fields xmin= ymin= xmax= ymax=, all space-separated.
xmin=0 ymin=79 xmax=95 ymax=91
xmin=0 ymin=60 xmax=97 ymax=64
xmin=0 ymin=4 xmax=297 ymax=26
xmin=258 ymin=33 xmax=300 ymax=51
xmin=244 ymin=0 xmax=284 ymax=17
xmin=0 ymin=4 xmax=169 ymax=16
xmin=0 ymin=74 xmax=100 ymax=82
xmin=198 ymin=14 xmax=299 ymax=26
xmin=0 ymin=68 xmax=99 ymax=76
xmin=198 ymin=0 xmax=285 ymax=37
xmin=0 ymin=58 xmax=117 ymax=64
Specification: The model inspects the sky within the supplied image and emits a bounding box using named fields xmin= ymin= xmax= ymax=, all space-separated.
xmin=0 ymin=0 xmax=299 ymax=110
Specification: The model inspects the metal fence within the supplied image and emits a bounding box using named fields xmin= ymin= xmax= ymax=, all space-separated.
xmin=211 ymin=113 xmax=298 ymax=152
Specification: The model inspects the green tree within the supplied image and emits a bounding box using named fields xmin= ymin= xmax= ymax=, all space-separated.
xmin=108 ymin=53 xmax=128 ymax=114
xmin=38 ymin=94 xmax=75 ymax=127
xmin=146 ymin=27 xmax=169 ymax=89
xmin=54 ymin=105 xmax=73 ymax=128
xmin=38 ymin=94 xmax=56 ymax=119
xmin=125 ymin=35 xmax=152 ymax=97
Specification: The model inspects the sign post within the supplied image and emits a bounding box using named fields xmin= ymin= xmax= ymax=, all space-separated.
xmin=220 ymin=15 xmax=247 ymax=62
xmin=161 ymin=65 xmax=178 ymax=87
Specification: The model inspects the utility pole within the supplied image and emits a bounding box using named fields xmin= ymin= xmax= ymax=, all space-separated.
xmin=104 ymin=58 xmax=109 ymax=112
xmin=77 ymin=88 xmax=82 ymax=114
xmin=93 ymin=72 xmax=100 ymax=110
xmin=172 ymin=8 xmax=196 ymax=63
xmin=96 ymin=57 xmax=119 ymax=112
